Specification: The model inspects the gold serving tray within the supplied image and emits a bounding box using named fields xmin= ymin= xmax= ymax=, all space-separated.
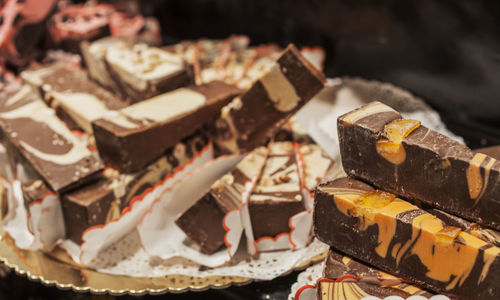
xmin=0 ymin=230 xmax=326 ymax=295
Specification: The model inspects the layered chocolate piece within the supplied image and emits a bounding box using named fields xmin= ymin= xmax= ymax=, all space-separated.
xmin=47 ymin=4 xmax=115 ymax=53
xmin=322 ymin=250 xmax=435 ymax=298
xmin=0 ymin=86 xmax=103 ymax=193
xmin=317 ymin=281 xmax=432 ymax=300
xmin=211 ymin=44 xmax=326 ymax=154
xmin=249 ymin=141 xmax=305 ymax=239
xmin=176 ymin=146 xmax=268 ymax=254
xmin=313 ymin=177 xmax=500 ymax=299
xmin=338 ymin=101 xmax=500 ymax=230
xmin=21 ymin=63 xmax=126 ymax=133
xmin=63 ymin=132 xmax=209 ymax=244
xmin=92 ymin=81 xmax=241 ymax=172
xmin=81 ymin=38 xmax=192 ymax=103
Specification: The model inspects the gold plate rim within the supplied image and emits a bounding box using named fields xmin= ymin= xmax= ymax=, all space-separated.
xmin=0 ymin=232 xmax=326 ymax=295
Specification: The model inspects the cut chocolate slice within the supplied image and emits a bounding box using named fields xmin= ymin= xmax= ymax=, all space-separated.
xmin=92 ymin=81 xmax=241 ymax=173
xmin=21 ymin=63 xmax=127 ymax=133
xmin=0 ymin=86 xmax=104 ymax=193
xmin=210 ymin=44 xmax=326 ymax=154
xmin=317 ymin=280 xmax=432 ymax=300
xmin=323 ymin=249 xmax=435 ymax=298
xmin=176 ymin=146 xmax=268 ymax=254
xmin=314 ymin=177 xmax=500 ymax=299
xmin=63 ymin=131 xmax=209 ymax=244
xmin=338 ymin=101 xmax=500 ymax=230
xmin=81 ymin=38 xmax=192 ymax=103
xmin=249 ymin=141 xmax=305 ymax=239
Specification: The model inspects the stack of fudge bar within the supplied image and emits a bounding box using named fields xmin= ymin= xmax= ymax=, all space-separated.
xmin=176 ymin=126 xmax=338 ymax=255
xmin=313 ymin=101 xmax=500 ymax=299
xmin=0 ymin=33 xmax=327 ymax=247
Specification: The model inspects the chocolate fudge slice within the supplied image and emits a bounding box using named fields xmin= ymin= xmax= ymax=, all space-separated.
xmin=0 ymin=86 xmax=103 ymax=193
xmin=62 ymin=132 xmax=209 ymax=244
xmin=322 ymin=249 xmax=435 ymax=298
xmin=81 ymin=37 xmax=192 ymax=103
xmin=21 ymin=63 xmax=127 ymax=133
xmin=211 ymin=44 xmax=326 ymax=154
xmin=313 ymin=177 xmax=500 ymax=299
xmin=176 ymin=146 xmax=268 ymax=254
xmin=249 ymin=141 xmax=305 ymax=239
xmin=338 ymin=101 xmax=500 ymax=230
xmin=92 ymin=81 xmax=241 ymax=173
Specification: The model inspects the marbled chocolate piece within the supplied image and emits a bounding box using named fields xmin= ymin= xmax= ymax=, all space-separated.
xmin=338 ymin=101 xmax=500 ymax=230
xmin=317 ymin=280 xmax=436 ymax=300
xmin=21 ymin=63 xmax=127 ymax=133
xmin=323 ymin=249 xmax=435 ymax=298
xmin=314 ymin=177 xmax=500 ymax=299
xmin=298 ymin=143 xmax=339 ymax=191
xmin=249 ymin=141 xmax=305 ymax=239
xmin=176 ymin=146 xmax=268 ymax=254
xmin=0 ymin=86 xmax=103 ymax=193
xmin=211 ymin=44 xmax=326 ymax=154
xmin=92 ymin=81 xmax=241 ymax=172
xmin=63 ymin=131 xmax=209 ymax=244
xmin=82 ymin=38 xmax=192 ymax=103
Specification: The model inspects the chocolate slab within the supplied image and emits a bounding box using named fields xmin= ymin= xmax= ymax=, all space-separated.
xmin=298 ymin=143 xmax=339 ymax=191
xmin=176 ymin=146 xmax=268 ymax=254
xmin=313 ymin=177 xmax=500 ymax=299
xmin=63 ymin=131 xmax=209 ymax=244
xmin=338 ymin=101 xmax=500 ymax=230
xmin=323 ymin=249 xmax=435 ymax=298
xmin=210 ymin=44 xmax=326 ymax=154
xmin=21 ymin=63 xmax=127 ymax=133
xmin=81 ymin=38 xmax=192 ymax=103
xmin=0 ymin=86 xmax=104 ymax=193
xmin=249 ymin=141 xmax=305 ymax=239
xmin=92 ymin=81 xmax=241 ymax=173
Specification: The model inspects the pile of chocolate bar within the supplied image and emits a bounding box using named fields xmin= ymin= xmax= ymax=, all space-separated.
xmin=313 ymin=102 xmax=500 ymax=299
xmin=0 ymin=1 xmax=329 ymax=251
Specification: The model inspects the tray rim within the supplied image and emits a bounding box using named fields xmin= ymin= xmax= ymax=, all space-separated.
xmin=0 ymin=231 xmax=327 ymax=295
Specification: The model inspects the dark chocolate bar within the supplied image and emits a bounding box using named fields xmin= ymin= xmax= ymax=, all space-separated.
xmin=313 ymin=177 xmax=500 ymax=299
xmin=0 ymin=86 xmax=103 ymax=193
xmin=63 ymin=132 xmax=209 ymax=244
xmin=175 ymin=146 xmax=268 ymax=254
xmin=323 ymin=249 xmax=435 ymax=298
xmin=21 ymin=63 xmax=127 ymax=133
xmin=211 ymin=44 xmax=326 ymax=154
xmin=249 ymin=141 xmax=305 ymax=239
xmin=338 ymin=101 xmax=500 ymax=230
xmin=92 ymin=81 xmax=241 ymax=172
xmin=81 ymin=38 xmax=192 ymax=103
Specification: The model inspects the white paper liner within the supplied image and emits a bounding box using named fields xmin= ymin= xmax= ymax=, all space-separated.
xmin=91 ymin=230 xmax=328 ymax=280
xmin=137 ymin=154 xmax=243 ymax=267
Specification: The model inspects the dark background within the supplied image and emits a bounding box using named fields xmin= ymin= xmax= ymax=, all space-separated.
xmin=2 ymin=0 xmax=500 ymax=299
xmin=148 ymin=0 xmax=500 ymax=149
